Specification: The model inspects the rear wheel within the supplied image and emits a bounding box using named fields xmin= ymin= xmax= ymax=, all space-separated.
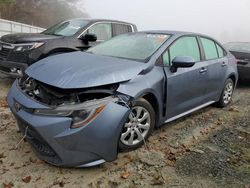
xmin=119 ymin=98 xmax=155 ymax=151
xmin=217 ymin=78 xmax=234 ymax=107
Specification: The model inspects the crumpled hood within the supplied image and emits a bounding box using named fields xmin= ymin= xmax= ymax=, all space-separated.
xmin=1 ymin=33 xmax=61 ymax=44
xmin=26 ymin=52 xmax=148 ymax=89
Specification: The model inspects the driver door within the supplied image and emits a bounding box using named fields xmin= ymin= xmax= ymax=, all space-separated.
xmin=163 ymin=36 xmax=209 ymax=119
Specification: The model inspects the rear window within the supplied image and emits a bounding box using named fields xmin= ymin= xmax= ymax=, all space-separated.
xmin=113 ymin=24 xmax=132 ymax=36
xmin=200 ymin=37 xmax=218 ymax=60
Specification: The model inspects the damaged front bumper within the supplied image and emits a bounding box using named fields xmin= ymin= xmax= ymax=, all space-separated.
xmin=7 ymin=81 xmax=131 ymax=167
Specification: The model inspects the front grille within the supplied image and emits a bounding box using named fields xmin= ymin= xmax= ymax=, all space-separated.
xmin=0 ymin=47 xmax=11 ymax=60
xmin=26 ymin=127 xmax=56 ymax=157
xmin=0 ymin=41 xmax=13 ymax=60
xmin=16 ymin=117 xmax=61 ymax=162
xmin=0 ymin=66 xmax=11 ymax=73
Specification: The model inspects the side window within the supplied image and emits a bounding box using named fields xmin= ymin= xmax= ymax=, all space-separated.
xmin=162 ymin=51 xmax=170 ymax=66
xmin=88 ymin=23 xmax=112 ymax=41
xmin=169 ymin=36 xmax=201 ymax=63
xmin=113 ymin=24 xmax=132 ymax=36
xmin=216 ymin=43 xmax=225 ymax=58
xmin=200 ymin=37 xmax=218 ymax=60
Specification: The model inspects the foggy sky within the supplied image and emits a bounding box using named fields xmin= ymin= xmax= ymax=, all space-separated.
xmin=83 ymin=0 xmax=250 ymax=43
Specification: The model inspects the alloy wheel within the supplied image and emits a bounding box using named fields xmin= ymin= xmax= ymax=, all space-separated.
xmin=120 ymin=106 xmax=151 ymax=146
xmin=223 ymin=81 xmax=233 ymax=104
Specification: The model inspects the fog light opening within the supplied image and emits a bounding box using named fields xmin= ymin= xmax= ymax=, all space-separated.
xmin=10 ymin=68 xmax=17 ymax=73
xmin=10 ymin=68 xmax=22 ymax=75
xmin=17 ymin=69 xmax=22 ymax=75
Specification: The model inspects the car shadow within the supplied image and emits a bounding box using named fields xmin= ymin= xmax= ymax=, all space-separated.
xmin=0 ymin=73 xmax=16 ymax=82
xmin=237 ymin=80 xmax=250 ymax=89
xmin=0 ymin=73 xmax=16 ymax=98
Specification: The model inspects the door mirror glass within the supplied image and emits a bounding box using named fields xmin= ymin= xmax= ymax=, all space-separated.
xmin=170 ymin=56 xmax=195 ymax=72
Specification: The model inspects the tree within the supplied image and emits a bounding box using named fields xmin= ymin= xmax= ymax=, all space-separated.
xmin=0 ymin=0 xmax=89 ymax=28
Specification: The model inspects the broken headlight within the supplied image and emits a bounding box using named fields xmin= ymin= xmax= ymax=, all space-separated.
xmin=70 ymin=105 xmax=106 ymax=129
xmin=33 ymin=97 xmax=117 ymax=128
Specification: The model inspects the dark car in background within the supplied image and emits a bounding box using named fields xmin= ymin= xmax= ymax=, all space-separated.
xmin=0 ymin=18 xmax=137 ymax=77
xmin=225 ymin=42 xmax=250 ymax=81
xmin=7 ymin=31 xmax=238 ymax=167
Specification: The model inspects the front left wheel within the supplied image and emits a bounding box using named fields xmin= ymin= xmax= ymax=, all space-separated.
xmin=118 ymin=98 xmax=155 ymax=151
xmin=217 ymin=78 xmax=235 ymax=107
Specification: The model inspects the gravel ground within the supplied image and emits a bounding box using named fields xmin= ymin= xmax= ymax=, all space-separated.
xmin=0 ymin=73 xmax=249 ymax=188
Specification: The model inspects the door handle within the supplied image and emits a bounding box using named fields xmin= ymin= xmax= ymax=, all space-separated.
xmin=199 ymin=67 xmax=207 ymax=73
xmin=221 ymin=61 xmax=227 ymax=67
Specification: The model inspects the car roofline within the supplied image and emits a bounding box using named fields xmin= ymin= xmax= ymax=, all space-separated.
xmin=65 ymin=18 xmax=136 ymax=26
xmin=135 ymin=30 xmax=225 ymax=47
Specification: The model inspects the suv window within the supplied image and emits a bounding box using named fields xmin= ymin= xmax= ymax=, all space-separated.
xmin=162 ymin=36 xmax=200 ymax=66
xmin=42 ymin=20 xmax=89 ymax=37
xmin=200 ymin=37 xmax=218 ymax=60
xmin=113 ymin=23 xmax=132 ymax=36
xmin=88 ymin=23 xmax=112 ymax=41
xmin=216 ymin=43 xmax=225 ymax=58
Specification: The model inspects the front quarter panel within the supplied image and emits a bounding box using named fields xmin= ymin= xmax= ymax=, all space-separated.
xmin=117 ymin=66 xmax=166 ymax=125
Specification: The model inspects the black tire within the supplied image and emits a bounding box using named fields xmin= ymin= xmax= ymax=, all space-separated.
xmin=118 ymin=98 xmax=155 ymax=151
xmin=216 ymin=78 xmax=234 ymax=107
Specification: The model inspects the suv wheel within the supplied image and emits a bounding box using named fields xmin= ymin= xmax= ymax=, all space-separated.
xmin=119 ymin=98 xmax=155 ymax=151
xmin=217 ymin=78 xmax=234 ymax=107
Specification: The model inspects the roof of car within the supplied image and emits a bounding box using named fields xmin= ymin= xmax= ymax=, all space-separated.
xmin=137 ymin=30 xmax=220 ymax=42
xmin=69 ymin=18 xmax=135 ymax=25
xmin=141 ymin=30 xmax=201 ymax=36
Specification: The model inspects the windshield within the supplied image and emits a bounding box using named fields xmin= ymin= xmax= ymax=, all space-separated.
xmin=87 ymin=33 xmax=170 ymax=61
xmin=42 ymin=20 xmax=89 ymax=37
xmin=225 ymin=42 xmax=250 ymax=53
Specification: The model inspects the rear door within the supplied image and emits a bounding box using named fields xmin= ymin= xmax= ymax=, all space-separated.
xmin=163 ymin=36 xmax=209 ymax=119
xmin=199 ymin=37 xmax=227 ymax=101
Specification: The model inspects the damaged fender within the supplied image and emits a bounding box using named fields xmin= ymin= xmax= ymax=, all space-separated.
xmin=117 ymin=66 xmax=166 ymax=126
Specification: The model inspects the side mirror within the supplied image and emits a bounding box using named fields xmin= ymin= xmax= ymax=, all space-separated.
xmin=170 ymin=56 xmax=195 ymax=73
xmin=80 ymin=33 xmax=97 ymax=43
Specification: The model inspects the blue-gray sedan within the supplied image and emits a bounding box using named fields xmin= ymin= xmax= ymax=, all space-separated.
xmin=7 ymin=31 xmax=238 ymax=167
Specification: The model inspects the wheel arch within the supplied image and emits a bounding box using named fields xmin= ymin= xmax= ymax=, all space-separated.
xmin=228 ymin=73 xmax=237 ymax=87
xmin=217 ymin=73 xmax=237 ymax=102
xmin=136 ymin=91 xmax=161 ymax=127
xmin=44 ymin=48 xmax=77 ymax=58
